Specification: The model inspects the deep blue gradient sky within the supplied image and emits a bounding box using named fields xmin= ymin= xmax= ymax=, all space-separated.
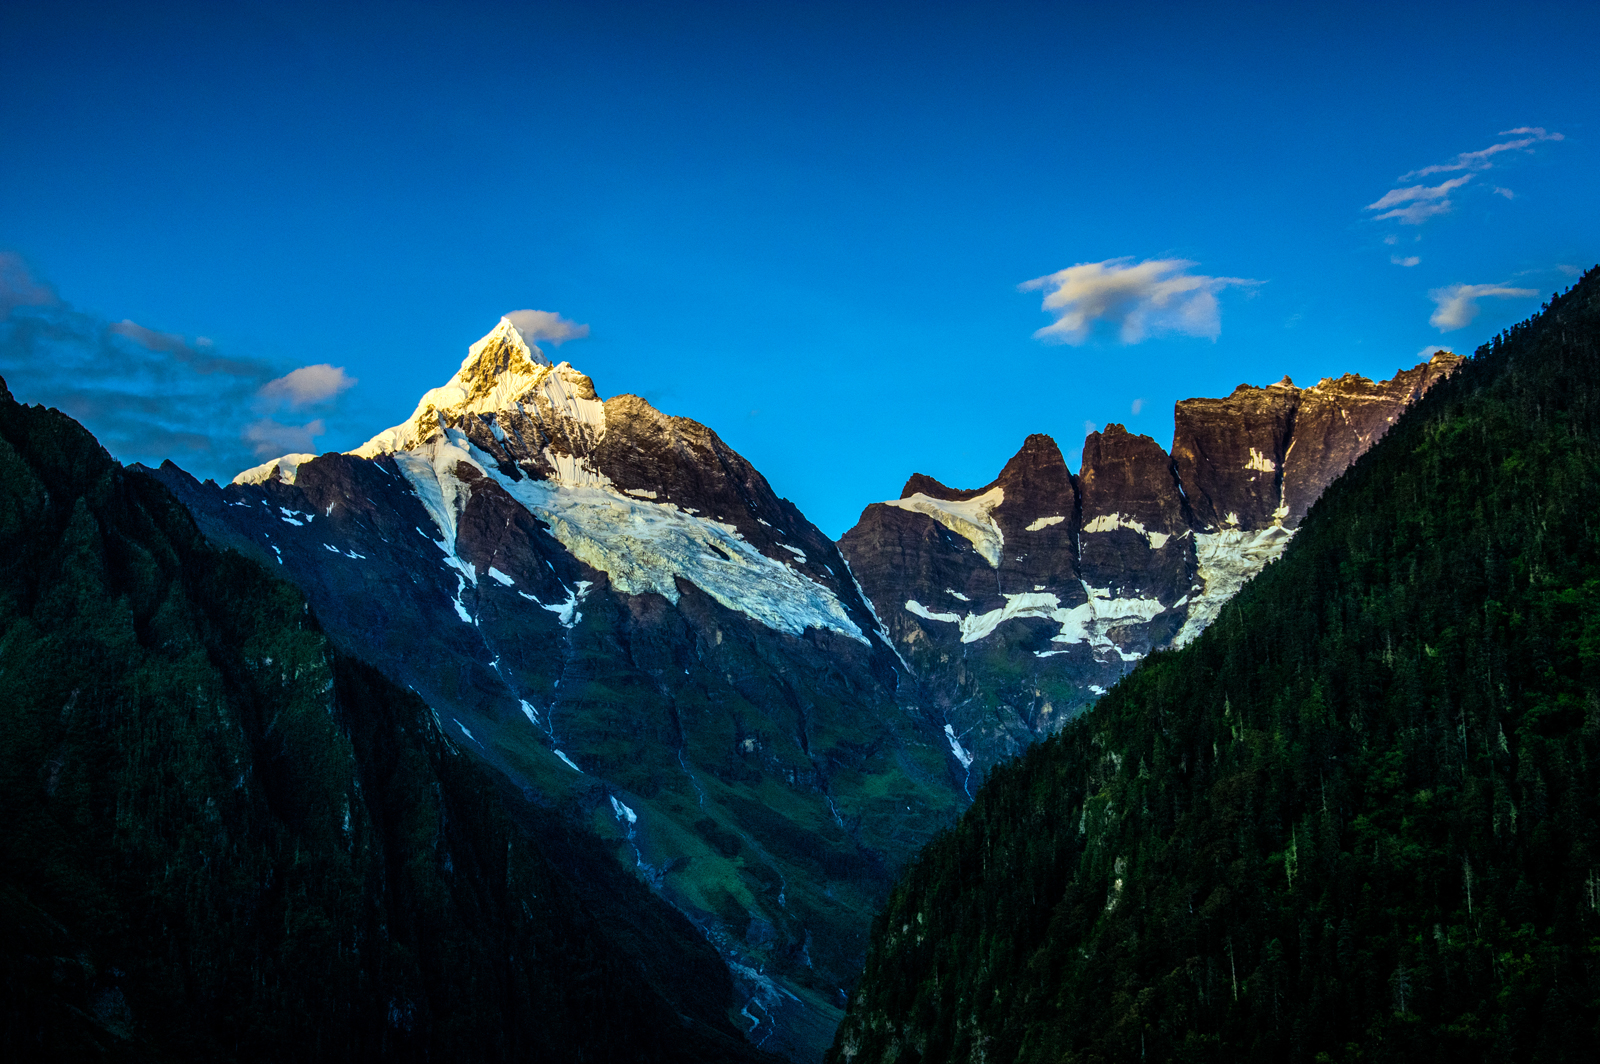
xmin=2 ymin=0 xmax=1596 ymax=535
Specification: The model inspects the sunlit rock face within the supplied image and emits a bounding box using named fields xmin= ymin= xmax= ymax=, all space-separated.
xmin=155 ymin=317 xmax=967 ymax=1064
xmin=839 ymin=352 xmax=1464 ymax=774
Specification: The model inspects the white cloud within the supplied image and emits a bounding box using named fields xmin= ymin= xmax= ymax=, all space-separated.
xmin=504 ymin=309 xmax=589 ymax=346
xmin=1383 ymin=235 xmax=1399 ymax=245
xmin=1019 ymin=258 xmax=1259 ymax=345
xmin=1130 ymin=398 xmax=1144 ymax=415
xmin=1401 ymin=127 xmax=1563 ymax=179
xmin=244 ymin=418 xmax=327 ymax=457
xmin=1391 ymin=255 xmax=1421 ymax=267
xmin=1492 ymin=187 xmax=1515 ymax=200
xmin=1428 ymin=283 xmax=1538 ymax=332
xmin=1367 ymin=175 xmax=1472 ymax=225
xmin=1417 ymin=345 xmax=1453 ymax=359
xmin=259 ymin=364 xmax=357 ymax=407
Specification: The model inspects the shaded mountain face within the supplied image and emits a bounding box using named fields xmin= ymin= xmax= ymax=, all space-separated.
xmin=839 ymin=354 xmax=1462 ymax=774
xmin=152 ymin=318 xmax=966 ymax=1063
xmin=0 ymin=377 xmax=772 ymax=1064
xmin=831 ymin=271 xmax=1600 ymax=1064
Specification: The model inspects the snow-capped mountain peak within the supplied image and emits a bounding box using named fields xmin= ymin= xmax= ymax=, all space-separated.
xmin=352 ymin=316 xmax=599 ymax=460
xmin=228 ymin=316 xmax=881 ymax=647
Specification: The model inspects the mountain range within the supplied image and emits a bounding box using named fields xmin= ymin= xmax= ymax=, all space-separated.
xmin=131 ymin=317 xmax=1457 ymax=1060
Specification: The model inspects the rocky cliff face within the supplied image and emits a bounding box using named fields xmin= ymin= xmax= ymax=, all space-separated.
xmin=154 ymin=318 xmax=966 ymax=1064
xmin=839 ymin=352 xmax=1463 ymax=775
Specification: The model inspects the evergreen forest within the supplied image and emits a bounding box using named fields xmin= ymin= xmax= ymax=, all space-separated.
xmin=829 ymin=267 xmax=1600 ymax=1063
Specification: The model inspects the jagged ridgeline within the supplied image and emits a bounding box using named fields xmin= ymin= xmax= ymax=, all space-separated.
xmin=0 ymin=381 xmax=771 ymax=1062
xmin=829 ymin=268 xmax=1600 ymax=1064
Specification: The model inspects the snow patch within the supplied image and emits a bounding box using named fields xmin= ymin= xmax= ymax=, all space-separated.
xmin=539 ymin=580 xmax=593 ymax=628
xmin=911 ymin=583 xmax=1164 ymax=660
xmin=609 ymin=796 xmax=637 ymax=824
xmin=945 ymin=588 xmax=970 ymax=602
xmin=1246 ymin=447 xmax=1276 ymax=473
xmin=1083 ymin=511 xmax=1171 ymax=550
xmin=1026 ymin=515 xmax=1066 ymax=532
xmin=623 ymin=488 xmax=658 ymax=499
xmin=885 ymin=486 xmax=1005 ymax=567
xmin=520 ymin=700 xmax=539 ymax=725
xmin=905 ymin=600 xmax=960 ymax=624
xmin=487 ymin=566 xmax=516 ymax=586
xmin=233 ymin=453 xmax=316 ymax=486
xmin=455 ymin=719 xmax=477 ymax=743
xmin=943 ymin=723 xmax=974 ymax=768
xmin=554 ymin=749 xmax=582 ymax=773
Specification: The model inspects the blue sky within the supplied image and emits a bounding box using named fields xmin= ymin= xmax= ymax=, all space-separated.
xmin=2 ymin=0 xmax=1595 ymax=536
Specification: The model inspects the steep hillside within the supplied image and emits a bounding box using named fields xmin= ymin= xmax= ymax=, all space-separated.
xmin=0 ymin=377 xmax=772 ymax=1062
xmin=840 ymin=356 xmax=1460 ymax=776
xmin=830 ymin=268 xmax=1600 ymax=1063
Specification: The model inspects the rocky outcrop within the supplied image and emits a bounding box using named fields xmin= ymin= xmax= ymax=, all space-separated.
xmin=1172 ymin=377 xmax=1300 ymax=530
xmin=840 ymin=352 xmax=1464 ymax=775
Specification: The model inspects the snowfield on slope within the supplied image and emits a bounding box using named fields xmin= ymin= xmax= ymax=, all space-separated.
xmin=393 ymin=431 xmax=867 ymax=643
xmin=1173 ymin=524 xmax=1294 ymax=646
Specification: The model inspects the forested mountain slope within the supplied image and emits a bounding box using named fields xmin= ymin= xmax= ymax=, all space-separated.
xmin=829 ymin=266 xmax=1600 ymax=1064
xmin=0 ymin=377 xmax=771 ymax=1062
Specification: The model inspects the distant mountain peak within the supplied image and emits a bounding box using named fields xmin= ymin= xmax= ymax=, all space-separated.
xmin=352 ymin=317 xmax=602 ymax=461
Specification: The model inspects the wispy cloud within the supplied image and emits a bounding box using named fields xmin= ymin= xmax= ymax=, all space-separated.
xmin=0 ymin=253 xmax=358 ymax=477
xmin=1401 ymin=127 xmax=1563 ymax=179
xmin=1417 ymin=345 xmax=1455 ymax=359
xmin=1391 ymin=255 xmax=1422 ymax=267
xmin=1366 ymin=175 xmax=1472 ymax=225
xmin=1020 ymin=258 xmax=1259 ymax=345
xmin=1428 ymin=283 xmax=1538 ymax=331
xmin=504 ymin=309 xmax=589 ymax=346
xmin=1368 ymin=128 xmax=1562 ymax=228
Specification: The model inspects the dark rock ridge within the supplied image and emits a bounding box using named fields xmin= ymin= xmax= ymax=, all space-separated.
xmin=839 ymin=352 xmax=1463 ymax=775
xmin=152 ymin=317 xmax=967 ymax=1064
